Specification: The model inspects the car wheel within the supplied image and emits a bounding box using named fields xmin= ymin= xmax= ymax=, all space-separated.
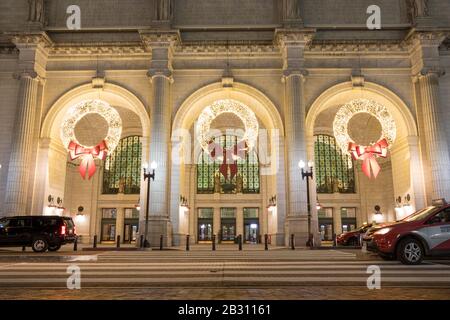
xmin=397 ymin=238 xmax=424 ymax=265
xmin=31 ymin=237 xmax=48 ymax=253
xmin=48 ymin=244 xmax=61 ymax=252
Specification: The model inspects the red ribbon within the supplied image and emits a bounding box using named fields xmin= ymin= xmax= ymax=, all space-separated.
xmin=348 ymin=139 xmax=388 ymax=179
xmin=207 ymin=140 xmax=248 ymax=179
xmin=68 ymin=140 xmax=108 ymax=180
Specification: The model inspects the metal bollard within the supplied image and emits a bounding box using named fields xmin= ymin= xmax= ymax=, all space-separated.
xmin=93 ymin=235 xmax=97 ymax=248
xmin=22 ymin=246 xmax=26 ymax=252
xmin=264 ymin=234 xmax=268 ymax=251
xmin=116 ymin=235 xmax=121 ymax=248
xmin=238 ymin=234 xmax=242 ymax=251
xmin=291 ymin=234 xmax=295 ymax=250
xmin=212 ymin=234 xmax=216 ymax=251
xmin=140 ymin=235 xmax=144 ymax=248
xmin=160 ymin=235 xmax=164 ymax=250
xmin=73 ymin=237 xmax=78 ymax=251
xmin=186 ymin=235 xmax=190 ymax=251
xmin=333 ymin=233 xmax=337 ymax=247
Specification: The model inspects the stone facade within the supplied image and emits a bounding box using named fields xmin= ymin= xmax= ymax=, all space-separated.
xmin=0 ymin=0 xmax=449 ymax=247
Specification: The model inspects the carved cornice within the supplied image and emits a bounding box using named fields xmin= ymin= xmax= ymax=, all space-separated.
xmin=0 ymin=46 xmax=19 ymax=55
xmin=11 ymin=32 xmax=53 ymax=49
xmin=404 ymin=30 xmax=448 ymax=49
xmin=274 ymin=28 xmax=316 ymax=48
xmin=174 ymin=41 xmax=279 ymax=56
xmin=48 ymin=43 xmax=148 ymax=56
xmin=139 ymin=30 xmax=181 ymax=49
xmin=307 ymin=40 xmax=408 ymax=54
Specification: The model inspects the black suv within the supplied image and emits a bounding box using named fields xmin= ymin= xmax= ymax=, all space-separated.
xmin=0 ymin=216 xmax=76 ymax=252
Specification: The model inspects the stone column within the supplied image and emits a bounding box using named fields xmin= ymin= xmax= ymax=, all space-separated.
xmin=236 ymin=206 xmax=244 ymax=240
xmin=116 ymin=207 xmax=125 ymax=244
xmin=333 ymin=206 xmax=342 ymax=236
xmin=140 ymin=31 xmax=179 ymax=247
xmin=4 ymin=73 xmax=40 ymax=215
xmin=417 ymin=70 xmax=450 ymax=200
xmin=213 ymin=207 xmax=221 ymax=240
xmin=277 ymin=29 xmax=315 ymax=246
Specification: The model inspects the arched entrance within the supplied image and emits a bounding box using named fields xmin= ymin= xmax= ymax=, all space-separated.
xmin=171 ymin=82 xmax=286 ymax=246
xmin=36 ymin=83 xmax=150 ymax=243
xmin=306 ymin=81 xmax=424 ymax=238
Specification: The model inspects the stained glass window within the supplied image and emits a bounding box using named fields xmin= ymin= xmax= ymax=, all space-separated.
xmin=314 ymin=134 xmax=355 ymax=194
xmin=102 ymin=136 xmax=142 ymax=194
xmin=197 ymin=135 xmax=260 ymax=194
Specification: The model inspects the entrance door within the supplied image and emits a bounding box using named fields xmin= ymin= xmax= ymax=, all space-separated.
xmin=244 ymin=221 xmax=259 ymax=243
xmin=124 ymin=222 xmax=138 ymax=243
xmin=101 ymin=208 xmax=117 ymax=242
xmin=221 ymin=220 xmax=236 ymax=242
xmin=220 ymin=208 xmax=236 ymax=242
xmin=198 ymin=220 xmax=213 ymax=241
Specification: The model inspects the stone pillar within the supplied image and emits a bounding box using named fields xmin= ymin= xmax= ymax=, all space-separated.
xmin=333 ymin=206 xmax=342 ymax=236
xmin=417 ymin=70 xmax=450 ymax=200
xmin=4 ymin=73 xmax=40 ymax=215
xmin=276 ymin=29 xmax=315 ymax=246
xmin=140 ymin=31 xmax=179 ymax=247
xmin=116 ymin=208 xmax=125 ymax=244
xmin=236 ymin=206 xmax=244 ymax=239
xmin=213 ymin=207 xmax=220 ymax=239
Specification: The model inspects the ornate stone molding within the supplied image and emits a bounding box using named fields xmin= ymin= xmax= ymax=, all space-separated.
xmin=0 ymin=46 xmax=19 ymax=55
xmin=404 ymin=30 xmax=447 ymax=49
xmin=49 ymin=43 xmax=148 ymax=56
xmin=147 ymin=68 xmax=173 ymax=83
xmin=11 ymin=32 xmax=53 ymax=49
xmin=139 ymin=30 xmax=181 ymax=50
xmin=307 ymin=40 xmax=408 ymax=54
xmin=275 ymin=29 xmax=316 ymax=48
xmin=351 ymin=75 xmax=365 ymax=88
xmin=281 ymin=69 xmax=308 ymax=82
xmin=174 ymin=42 xmax=279 ymax=56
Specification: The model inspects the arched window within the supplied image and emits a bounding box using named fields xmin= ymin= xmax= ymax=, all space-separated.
xmin=197 ymin=135 xmax=260 ymax=194
xmin=102 ymin=136 xmax=142 ymax=194
xmin=314 ymin=134 xmax=355 ymax=194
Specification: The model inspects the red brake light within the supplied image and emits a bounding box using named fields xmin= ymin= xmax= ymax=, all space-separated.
xmin=60 ymin=225 xmax=66 ymax=235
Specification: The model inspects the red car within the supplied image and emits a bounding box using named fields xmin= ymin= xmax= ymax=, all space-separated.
xmin=364 ymin=200 xmax=450 ymax=264
xmin=337 ymin=223 xmax=373 ymax=246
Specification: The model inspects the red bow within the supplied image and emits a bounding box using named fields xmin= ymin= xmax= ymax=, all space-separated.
xmin=208 ymin=140 xmax=248 ymax=179
xmin=348 ymin=139 xmax=388 ymax=179
xmin=68 ymin=140 xmax=108 ymax=180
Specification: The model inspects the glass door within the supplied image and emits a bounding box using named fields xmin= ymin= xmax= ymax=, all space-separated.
xmin=101 ymin=208 xmax=117 ymax=242
xmin=220 ymin=208 xmax=236 ymax=242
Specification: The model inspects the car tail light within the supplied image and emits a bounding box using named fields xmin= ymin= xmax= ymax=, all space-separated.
xmin=60 ymin=225 xmax=66 ymax=235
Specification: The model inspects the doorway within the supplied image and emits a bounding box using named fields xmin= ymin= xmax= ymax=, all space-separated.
xmin=220 ymin=208 xmax=236 ymax=242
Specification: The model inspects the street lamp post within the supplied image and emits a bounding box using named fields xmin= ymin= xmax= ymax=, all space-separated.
xmin=142 ymin=161 xmax=157 ymax=248
xmin=299 ymin=160 xmax=314 ymax=248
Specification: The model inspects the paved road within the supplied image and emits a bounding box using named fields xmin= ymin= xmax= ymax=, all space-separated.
xmin=0 ymin=249 xmax=450 ymax=299
xmin=1 ymin=250 xmax=450 ymax=287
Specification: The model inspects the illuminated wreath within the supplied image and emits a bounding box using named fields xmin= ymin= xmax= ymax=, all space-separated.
xmin=60 ymin=99 xmax=122 ymax=179
xmin=196 ymin=99 xmax=259 ymax=153
xmin=333 ymin=98 xmax=396 ymax=179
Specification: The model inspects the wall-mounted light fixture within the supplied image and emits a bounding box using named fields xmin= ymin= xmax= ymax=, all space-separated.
xmin=180 ymin=195 xmax=189 ymax=211
xmin=267 ymin=195 xmax=277 ymax=212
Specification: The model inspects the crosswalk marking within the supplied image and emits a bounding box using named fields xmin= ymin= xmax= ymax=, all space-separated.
xmin=0 ymin=250 xmax=449 ymax=288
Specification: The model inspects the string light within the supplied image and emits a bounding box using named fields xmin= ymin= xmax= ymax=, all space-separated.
xmin=196 ymin=99 xmax=259 ymax=153
xmin=333 ymin=98 xmax=396 ymax=156
xmin=60 ymin=99 xmax=122 ymax=152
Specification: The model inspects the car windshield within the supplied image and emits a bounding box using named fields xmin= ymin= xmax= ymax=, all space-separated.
xmin=401 ymin=206 xmax=439 ymax=222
